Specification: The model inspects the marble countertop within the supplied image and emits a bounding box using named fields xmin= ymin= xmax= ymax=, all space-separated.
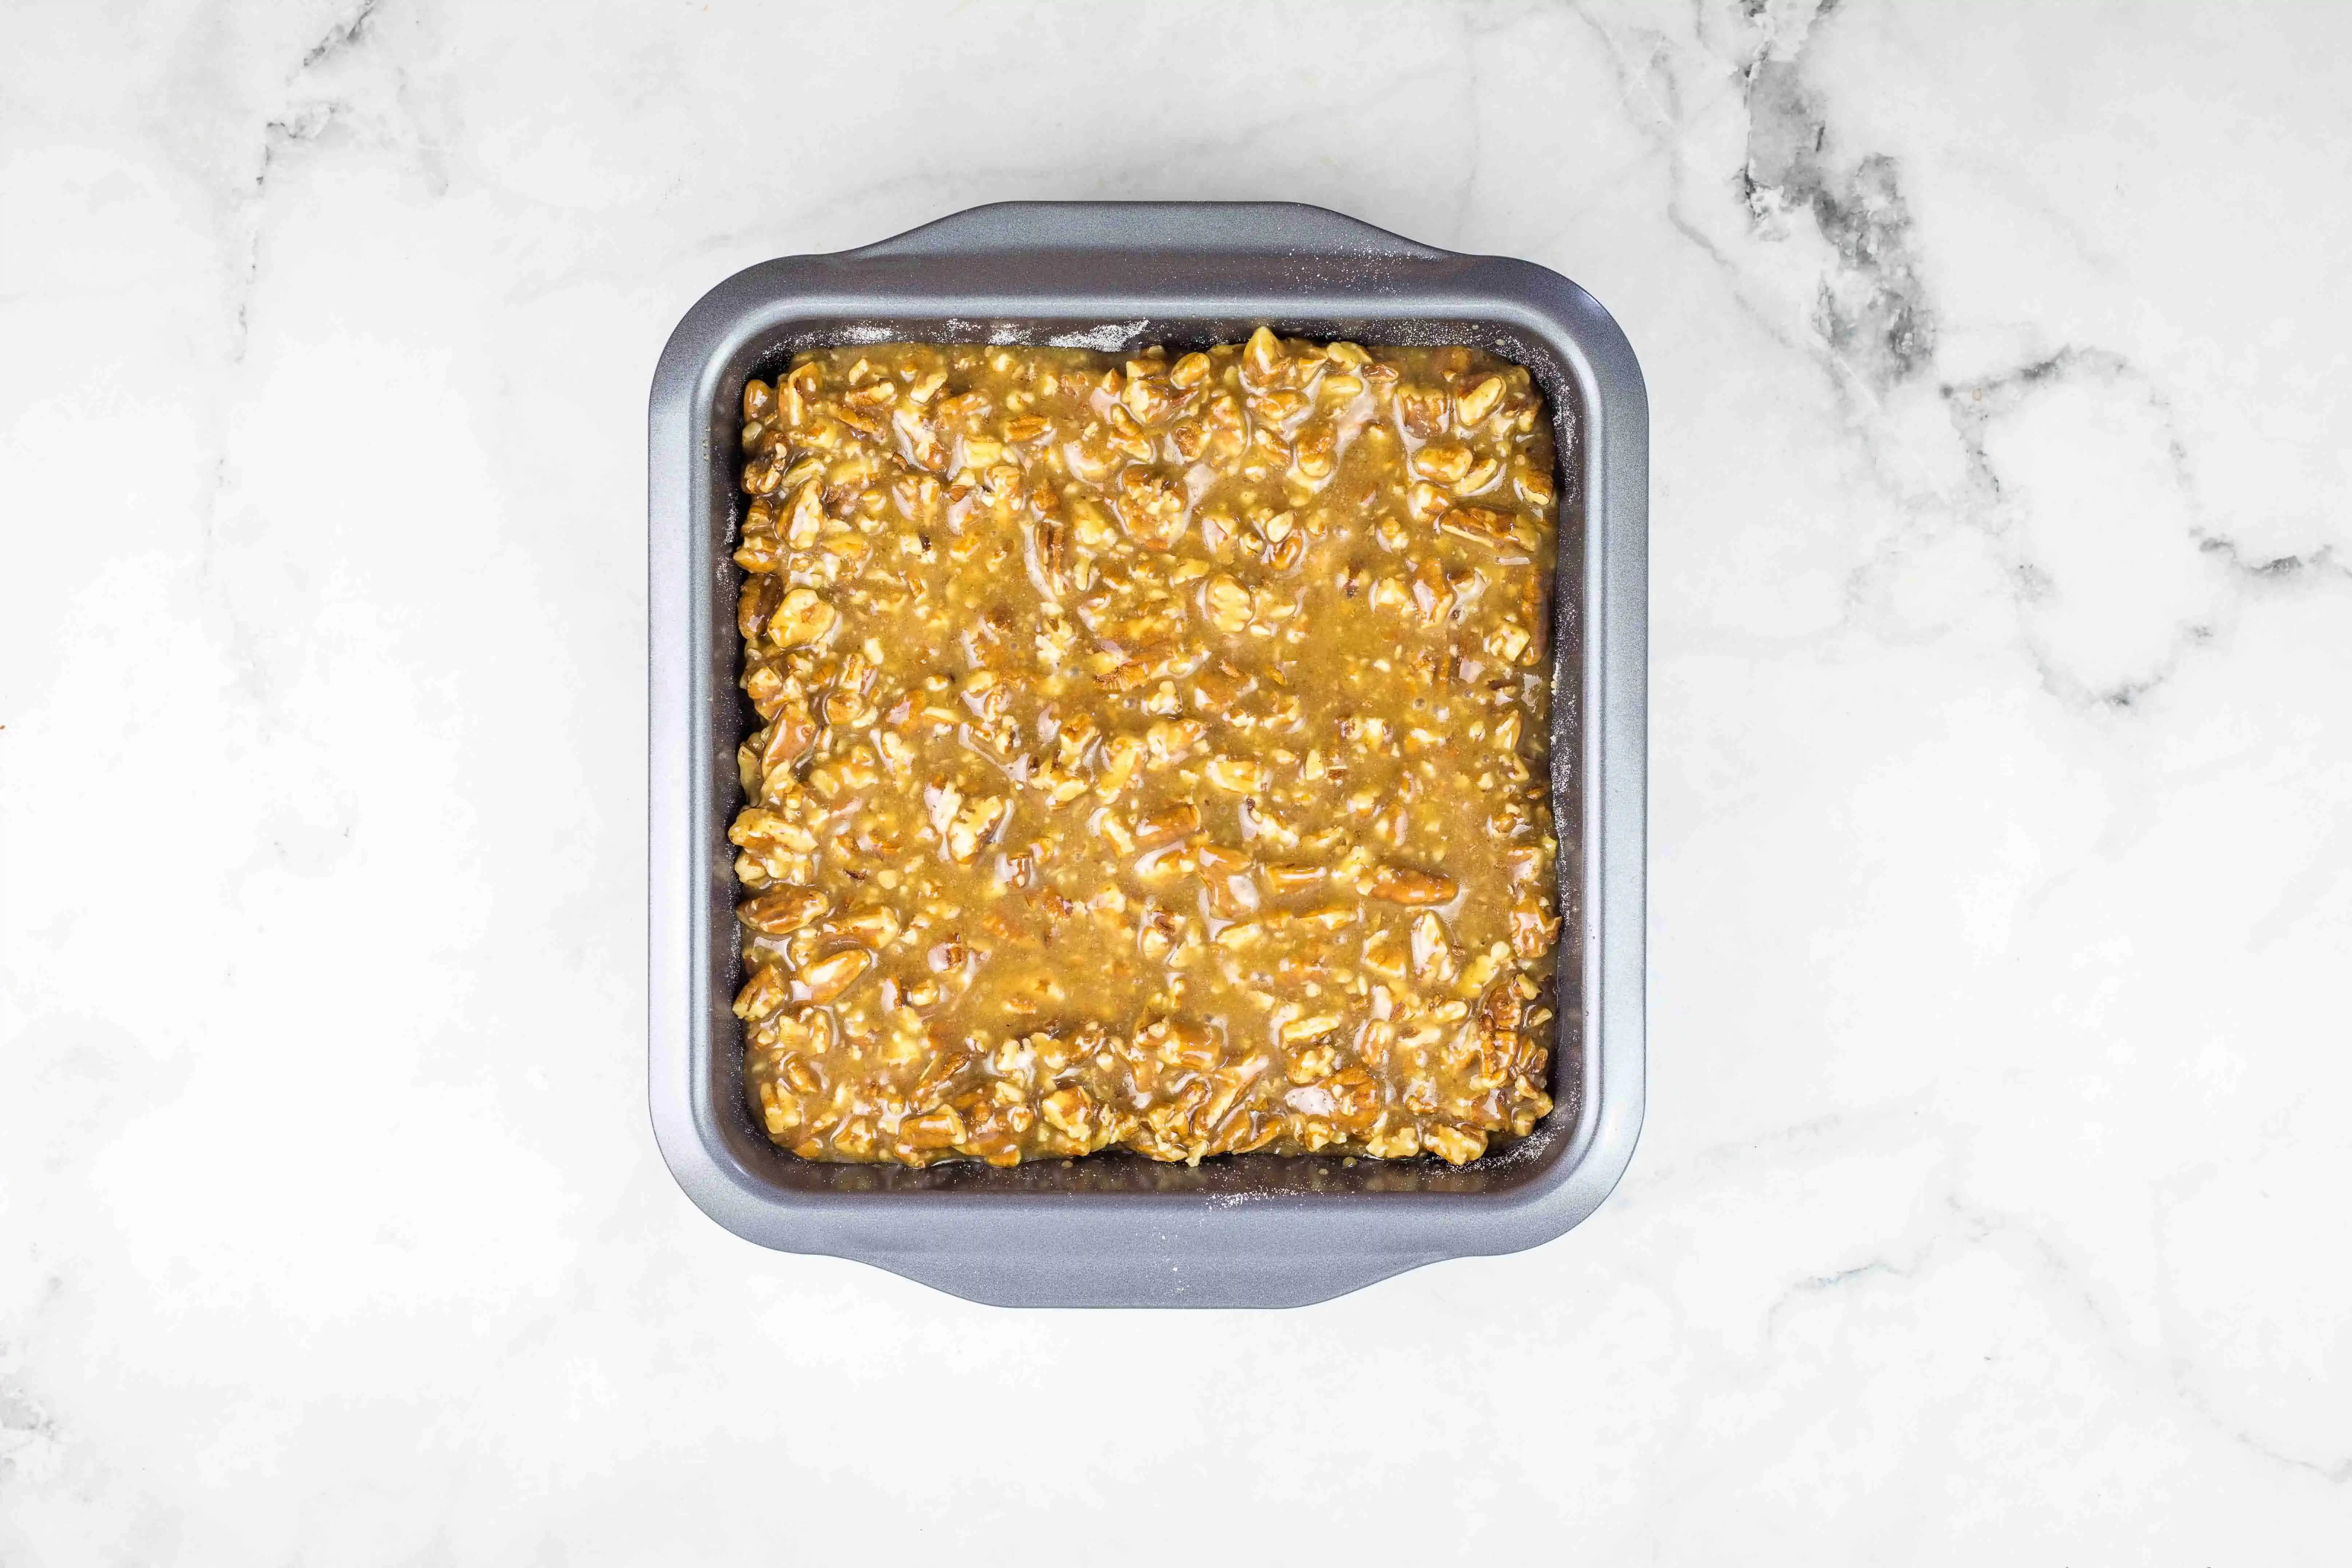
xmin=5 ymin=0 xmax=2348 ymax=1560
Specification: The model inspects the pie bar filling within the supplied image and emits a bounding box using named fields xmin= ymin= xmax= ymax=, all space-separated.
xmin=731 ymin=332 xmax=1562 ymax=1167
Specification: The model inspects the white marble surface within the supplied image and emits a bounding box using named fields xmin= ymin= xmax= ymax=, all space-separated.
xmin=5 ymin=0 xmax=2349 ymax=1559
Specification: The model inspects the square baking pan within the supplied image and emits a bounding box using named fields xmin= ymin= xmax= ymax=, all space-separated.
xmin=648 ymin=201 xmax=1646 ymax=1307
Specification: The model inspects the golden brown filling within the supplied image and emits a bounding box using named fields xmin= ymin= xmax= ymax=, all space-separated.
xmin=731 ymin=331 xmax=1561 ymax=1167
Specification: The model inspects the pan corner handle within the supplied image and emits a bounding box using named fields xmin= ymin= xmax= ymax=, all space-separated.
xmin=854 ymin=200 xmax=1450 ymax=261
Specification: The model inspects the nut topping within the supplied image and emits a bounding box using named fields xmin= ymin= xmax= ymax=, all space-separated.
xmin=731 ymin=337 xmax=1561 ymax=1167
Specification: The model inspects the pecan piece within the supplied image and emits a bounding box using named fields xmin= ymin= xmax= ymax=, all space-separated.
xmin=737 ymin=885 xmax=829 ymax=936
xmin=1438 ymin=506 xmax=1535 ymax=552
xmin=738 ymin=575 xmax=783 ymax=642
xmin=1424 ymin=1124 xmax=1487 ymax=1165
xmin=1455 ymin=375 xmax=1505 ymax=425
xmin=769 ymin=587 xmax=839 ymax=649
xmin=1365 ymin=865 xmax=1458 ymax=905
xmin=900 ymin=1107 xmax=967 ymax=1151
xmin=1202 ymin=573 xmax=1253 ymax=634
xmin=797 ymin=947 xmax=872 ymax=1004
xmin=1510 ymin=895 xmax=1561 ymax=959
xmin=1134 ymin=802 xmax=1201 ymax=848
xmin=732 ymin=964 xmax=789 ymax=1021
xmin=1204 ymin=756 xmax=1267 ymax=795
xmin=1114 ymin=466 xmax=1189 ymax=550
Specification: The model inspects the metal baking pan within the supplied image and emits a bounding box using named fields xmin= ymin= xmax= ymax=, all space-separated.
xmin=649 ymin=201 xmax=1646 ymax=1307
